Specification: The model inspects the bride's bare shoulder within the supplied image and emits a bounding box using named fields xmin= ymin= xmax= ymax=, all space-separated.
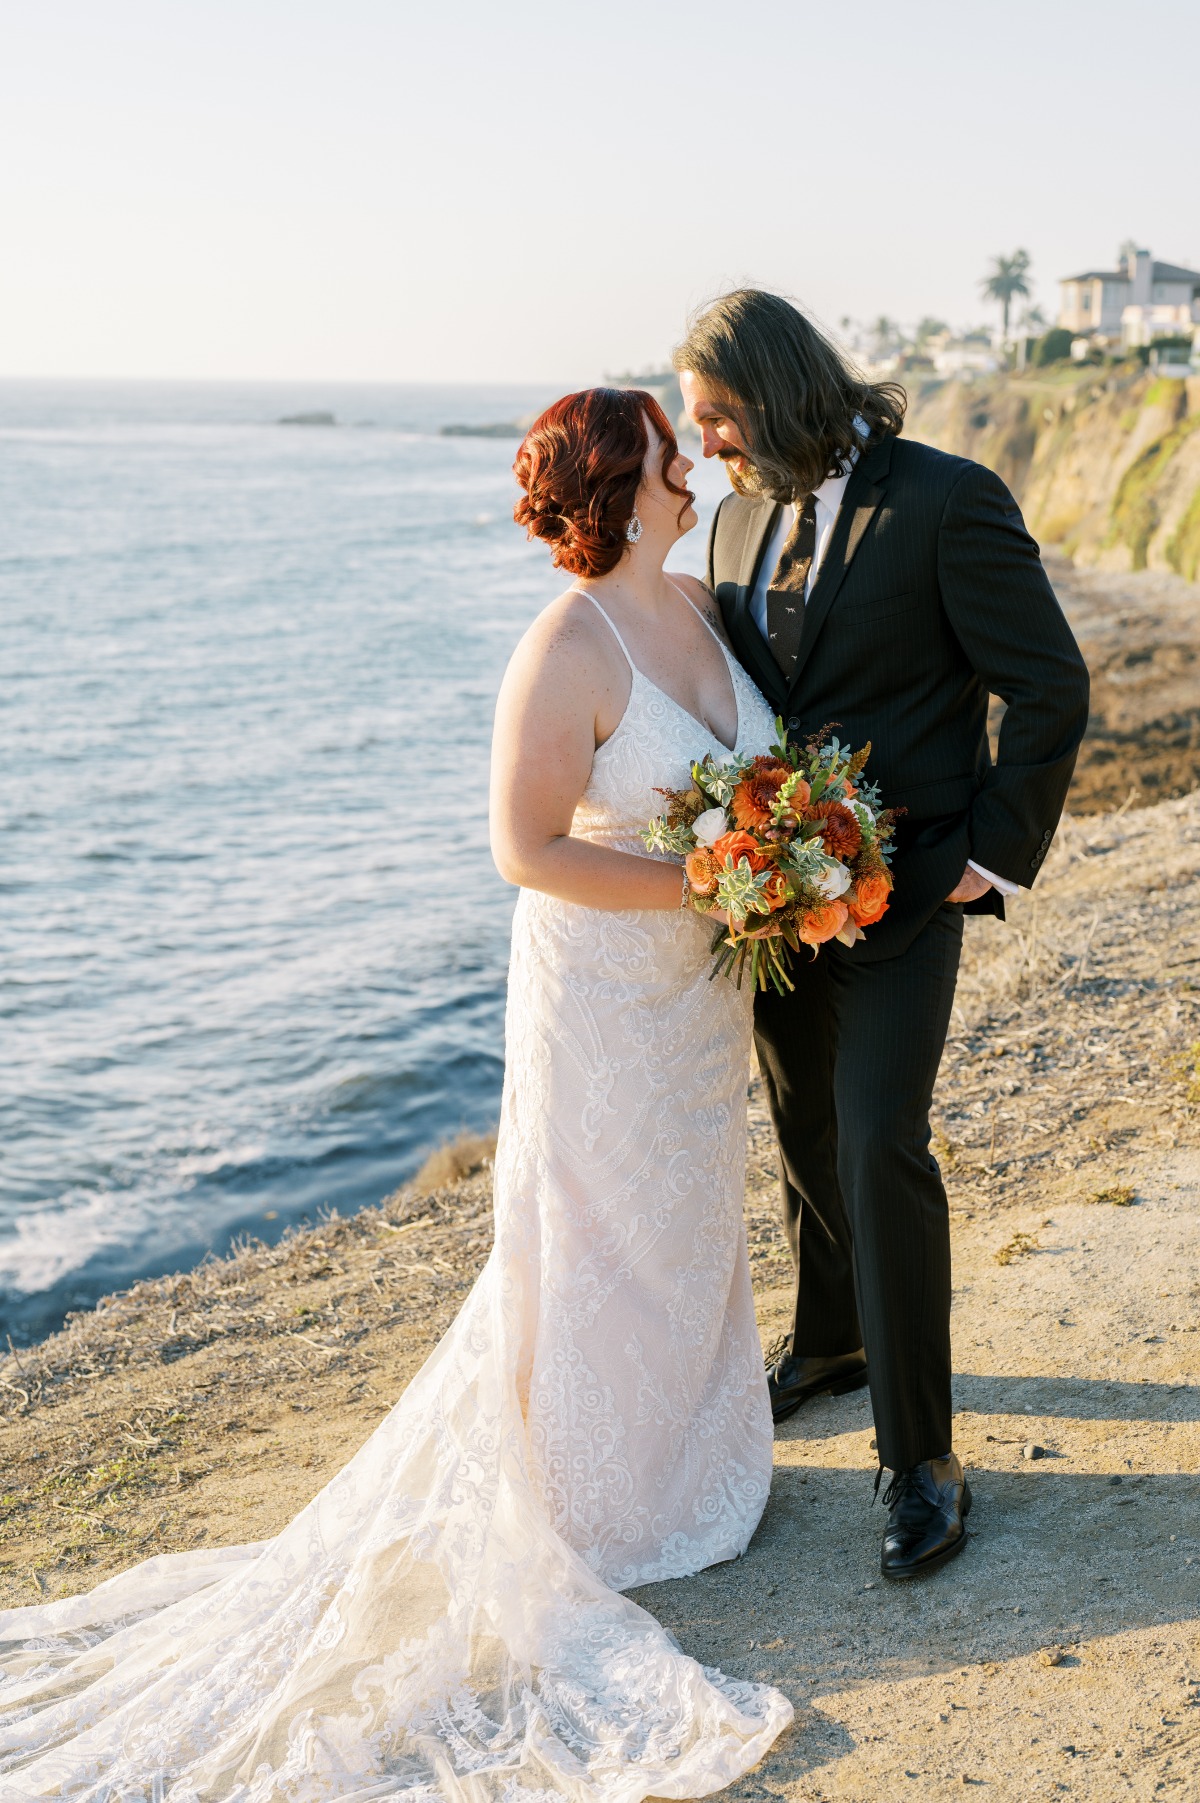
xmin=666 ymin=571 xmax=731 ymax=646
xmin=502 ymin=586 xmax=625 ymax=697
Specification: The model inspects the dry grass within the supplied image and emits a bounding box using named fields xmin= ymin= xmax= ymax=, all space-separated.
xmin=412 ymin=1133 xmax=496 ymax=1191
xmin=1091 ymin=1184 xmax=1137 ymax=1207
xmin=928 ymin=792 xmax=1200 ymax=1219
xmin=993 ymin=1231 xmax=1039 ymax=1266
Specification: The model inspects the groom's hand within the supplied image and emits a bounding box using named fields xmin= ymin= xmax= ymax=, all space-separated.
xmin=946 ymin=865 xmax=992 ymax=904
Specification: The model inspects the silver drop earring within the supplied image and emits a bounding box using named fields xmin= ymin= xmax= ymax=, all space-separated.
xmin=625 ymin=511 xmax=643 ymax=544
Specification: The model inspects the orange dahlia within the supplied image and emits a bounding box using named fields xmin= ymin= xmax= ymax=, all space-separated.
xmin=807 ymin=799 xmax=862 ymax=861
xmin=730 ymin=758 xmax=793 ymax=831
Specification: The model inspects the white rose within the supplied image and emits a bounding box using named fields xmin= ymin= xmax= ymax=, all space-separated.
xmin=816 ymin=861 xmax=852 ymax=900
xmin=692 ymin=807 xmax=729 ymax=847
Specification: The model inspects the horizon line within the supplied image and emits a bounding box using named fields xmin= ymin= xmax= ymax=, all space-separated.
xmin=0 ymin=371 xmax=581 ymax=390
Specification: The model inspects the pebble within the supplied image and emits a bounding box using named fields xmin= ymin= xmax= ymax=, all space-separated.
xmin=1022 ymin=1442 xmax=1045 ymax=1460
xmin=1038 ymin=1647 xmax=1067 ymax=1667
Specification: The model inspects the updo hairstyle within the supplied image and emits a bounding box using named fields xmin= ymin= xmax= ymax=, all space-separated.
xmin=513 ymin=388 xmax=690 ymax=579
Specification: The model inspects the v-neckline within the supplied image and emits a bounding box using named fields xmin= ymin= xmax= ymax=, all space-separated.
xmin=632 ymin=653 xmax=740 ymax=757
xmin=576 ymin=583 xmax=742 ymax=756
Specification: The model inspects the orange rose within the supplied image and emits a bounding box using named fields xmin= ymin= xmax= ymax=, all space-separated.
xmin=847 ymin=871 xmax=891 ymax=927
xmin=712 ymin=829 xmax=768 ymax=873
xmin=761 ymin=869 xmax=790 ymax=911
xmin=798 ymin=900 xmax=850 ymax=946
xmin=685 ymin=848 xmax=720 ymax=894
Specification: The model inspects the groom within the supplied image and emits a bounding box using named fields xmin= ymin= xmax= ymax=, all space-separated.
xmin=675 ymin=291 xmax=1089 ymax=1579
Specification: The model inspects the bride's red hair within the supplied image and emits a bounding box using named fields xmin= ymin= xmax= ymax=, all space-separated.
xmin=513 ymin=388 xmax=691 ymax=578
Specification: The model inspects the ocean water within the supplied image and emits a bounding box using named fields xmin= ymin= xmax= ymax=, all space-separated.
xmin=1 ymin=379 xmax=727 ymax=1343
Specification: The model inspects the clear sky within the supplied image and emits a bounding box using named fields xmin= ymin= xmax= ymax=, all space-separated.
xmin=2 ymin=0 xmax=1196 ymax=385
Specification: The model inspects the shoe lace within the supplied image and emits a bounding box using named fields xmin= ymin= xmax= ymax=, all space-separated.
xmin=762 ymin=1332 xmax=790 ymax=1374
xmin=875 ymin=1466 xmax=916 ymax=1509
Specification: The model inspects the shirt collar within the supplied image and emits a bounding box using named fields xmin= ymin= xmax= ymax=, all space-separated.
xmin=811 ymin=461 xmax=853 ymax=515
xmin=793 ymin=418 xmax=865 ymax=517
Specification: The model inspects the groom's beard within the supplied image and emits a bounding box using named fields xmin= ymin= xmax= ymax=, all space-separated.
xmin=718 ymin=448 xmax=796 ymax=505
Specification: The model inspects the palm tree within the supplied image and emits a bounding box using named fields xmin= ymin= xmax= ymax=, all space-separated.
xmin=980 ymin=250 xmax=1032 ymax=343
xmin=870 ymin=315 xmax=900 ymax=359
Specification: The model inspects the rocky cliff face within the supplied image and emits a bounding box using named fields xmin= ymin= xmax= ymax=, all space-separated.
xmin=905 ymin=365 xmax=1200 ymax=581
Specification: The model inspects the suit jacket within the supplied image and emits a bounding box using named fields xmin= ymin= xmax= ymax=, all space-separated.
xmin=707 ymin=434 xmax=1090 ymax=961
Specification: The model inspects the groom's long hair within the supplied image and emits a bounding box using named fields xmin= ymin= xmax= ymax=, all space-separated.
xmin=673 ymin=289 xmax=906 ymax=503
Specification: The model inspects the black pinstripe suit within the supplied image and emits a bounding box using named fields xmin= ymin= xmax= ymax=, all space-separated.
xmin=708 ymin=432 xmax=1089 ymax=1469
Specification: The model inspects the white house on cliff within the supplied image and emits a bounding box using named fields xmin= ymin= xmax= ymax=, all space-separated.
xmin=1058 ymin=248 xmax=1200 ymax=347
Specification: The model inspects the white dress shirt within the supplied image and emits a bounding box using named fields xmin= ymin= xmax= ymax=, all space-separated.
xmin=749 ymin=473 xmax=1017 ymax=899
xmin=747 ymin=468 xmax=852 ymax=633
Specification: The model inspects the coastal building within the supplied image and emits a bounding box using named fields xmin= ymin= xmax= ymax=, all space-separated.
xmin=1059 ymin=248 xmax=1200 ymax=346
xmin=924 ymin=329 xmax=998 ymax=378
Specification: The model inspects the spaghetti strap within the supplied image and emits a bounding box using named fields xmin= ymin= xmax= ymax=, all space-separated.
xmin=570 ymin=587 xmax=636 ymax=673
xmin=667 ymin=576 xmax=728 ymax=651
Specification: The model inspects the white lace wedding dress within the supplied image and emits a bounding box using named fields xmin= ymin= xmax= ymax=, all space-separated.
xmin=0 ymin=591 xmax=791 ymax=1801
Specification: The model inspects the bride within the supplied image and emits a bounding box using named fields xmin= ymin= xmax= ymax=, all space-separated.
xmin=0 ymin=389 xmax=792 ymax=1800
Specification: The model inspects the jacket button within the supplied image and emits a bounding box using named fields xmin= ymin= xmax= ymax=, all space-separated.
xmin=787 ymin=717 xmax=800 ymax=732
xmin=1030 ymin=856 xmax=1040 ymax=869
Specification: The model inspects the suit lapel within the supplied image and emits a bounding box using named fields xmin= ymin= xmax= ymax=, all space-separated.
xmin=727 ymin=498 xmax=786 ymax=705
xmin=788 ymin=437 xmax=893 ymax=691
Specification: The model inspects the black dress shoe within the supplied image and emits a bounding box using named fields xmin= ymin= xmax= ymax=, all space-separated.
xmin=880 ymin=1453 xmax=972 ymax=1579
xmin=766 ymin=1346 xmax=868 ymax=1424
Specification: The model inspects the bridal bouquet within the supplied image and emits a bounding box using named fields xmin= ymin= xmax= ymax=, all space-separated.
xmin=641 ymin=721 xmax=898 ymax=993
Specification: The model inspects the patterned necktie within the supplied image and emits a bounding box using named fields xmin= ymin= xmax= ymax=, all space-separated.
xmin=765 ymin=495 xmax=817 ymax=678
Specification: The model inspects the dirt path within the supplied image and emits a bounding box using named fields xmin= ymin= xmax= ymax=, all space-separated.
xmin=3 ymin=794 xmax=1199 ymax=1799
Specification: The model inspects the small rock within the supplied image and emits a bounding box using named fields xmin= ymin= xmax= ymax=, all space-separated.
xmin=863 ymin=1580 xmax=877 ymax=1590
xmin=1023 ymin=1442 xmax=1045 ymax=1460
xmin=1107 ymin=1475 xmax=1123 ymax=1486
xmin=1038 ymin=1646 xmax=1067 ymax=1667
